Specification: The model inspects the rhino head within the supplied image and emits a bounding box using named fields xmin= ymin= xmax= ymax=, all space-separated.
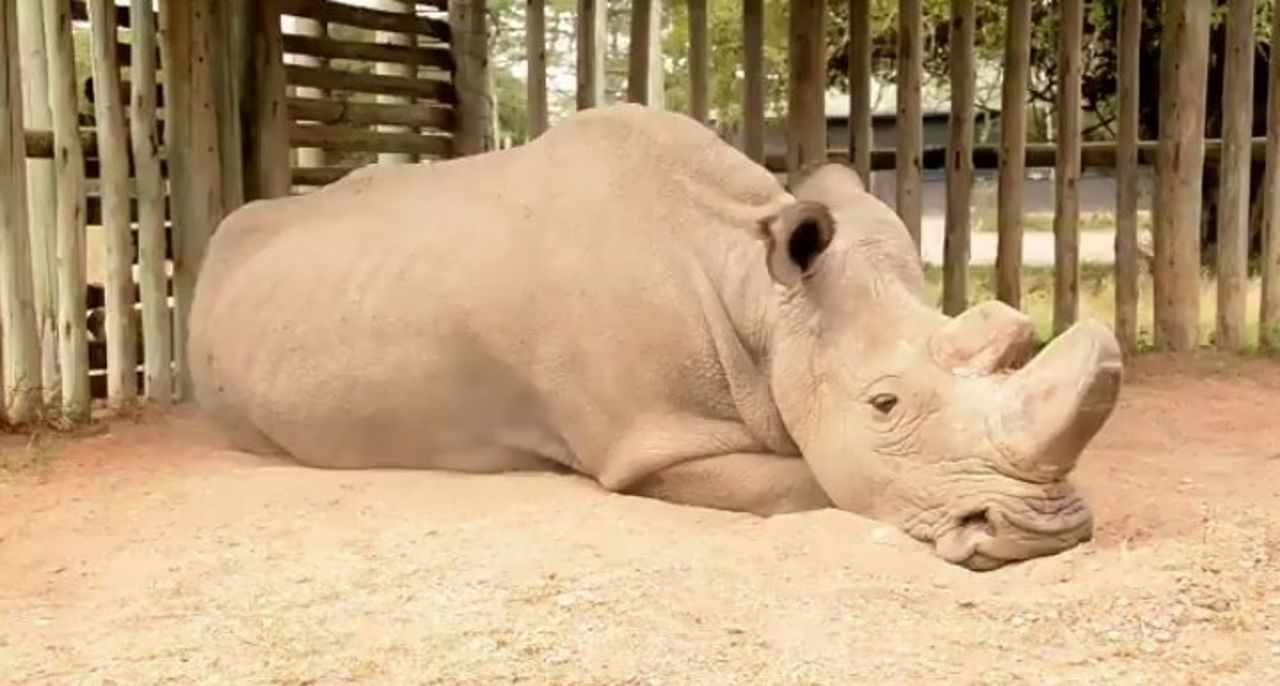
xmin=758 ymin=164 xmax=1122 ymax=571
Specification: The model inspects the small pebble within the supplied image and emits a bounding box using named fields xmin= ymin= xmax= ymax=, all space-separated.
xmin=1153 ymin=630 xmax=1173 ymax=643
xmin=1106 ymin=630 xmax=1122 ymax=642
xmin=555 ymin=594 xmax=577 ymax=609
xmin=870 ymin=527 xmax=891 ymax=543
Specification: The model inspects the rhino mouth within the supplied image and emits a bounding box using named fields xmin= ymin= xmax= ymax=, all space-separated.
xmin=930 ymin=488 xmax=1093 ymax=571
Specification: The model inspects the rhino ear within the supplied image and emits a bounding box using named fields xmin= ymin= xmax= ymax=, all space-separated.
xmin=756 ymin=200 xmax=836 ymax=288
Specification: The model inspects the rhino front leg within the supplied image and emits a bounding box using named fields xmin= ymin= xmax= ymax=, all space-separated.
xmin=620 ymin=453 xmax=832 ymax=516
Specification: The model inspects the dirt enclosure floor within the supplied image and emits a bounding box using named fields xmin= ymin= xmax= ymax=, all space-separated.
xmin=2 ymin=355 xmax=1279 ymax=685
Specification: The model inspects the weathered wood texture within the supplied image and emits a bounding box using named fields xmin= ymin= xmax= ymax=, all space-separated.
xmin=576 ymin=0 xmax=605 ymax=109
xmin=88 ymin=0 xmax=138 ymax=404
xmin=278 ymin=0 xmax=451 ymax=41
xmin=742 ymin=0 xmax=764 ymax=162
xmin=1215 ymin=0 xmax=1255 ymax=351
xmin=1153 ymin=0 xmax=1211 ymax=352
xmin=290 ymin=16 xmax=329 ymax=168
xmin=0 ymin=0 xmax=41 ymax=424
xmin=213 ymin=0 xmax=245 ymax=211
xmin=627 ymin=0 xmax=653 ymax=104
xmin=16 ymin=0 xmax=59 ymax=401
xmin=131 ymin=0 xmax=172 ymax=405
xmin=896 ymin=0 xmax=923 ymax=248
xmin=526 ymin=0 xmax=548 ymax=136
xmin=995 ymin=0 xmax=1030 ymax=308
xmin=943 ymin=0 xmax=975 ymax=316
xmin=245 ymin=0 xmax=292 ymax=200
xmin=786 ymin=0 xmax=826 ymax=181
xmin=688 ymin=0 xmax=709 ymax=124
xmin=1053 ymin=0 xmax=1084 ymax=335
xmin=1114 ymin=0 xmax=1141 ymax=354
xmin=847 ymin=0 xmax=872 ymax=182
xmin=450 ymin=0 xmax=491 ymax=154
xmin=291 ymin=123 xmax=452 ymax=155
xmin=44 ymin=0 xmax=91 ymax=420
xmin=373 ymin=1 xmax=415 ymax=164
xmin=286 ymin=65 xmax=455 ymax=102
xmin=287 ymin=98 xmax=453 ymax=130
xmin=1262 ymin=0 xmax=1280 ymax=350
xmin=281 ymin=34 xmax=453 ymax=70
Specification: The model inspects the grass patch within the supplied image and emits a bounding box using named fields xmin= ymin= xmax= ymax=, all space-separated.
xmin=922 ymin=263 xmax=1265 ymax=351
xmin=973 ymin=209 xmax=1154 ymax=234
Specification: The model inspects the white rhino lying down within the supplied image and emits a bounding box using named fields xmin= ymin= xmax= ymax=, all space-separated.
xmin=190 ymin=104 xmax=1122 ymax=571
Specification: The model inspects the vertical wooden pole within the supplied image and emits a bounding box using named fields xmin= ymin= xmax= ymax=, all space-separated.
xmin=942 ymin=0 xmax=975 ymax=316
xmin=375 ymin=1 xmax=414 ymax=163
xmin=646 ymin=0 xmax=664 ymax=107
xmin=995 ymin=0 xmax=1031 ymax=308
xmin=0 ymin=0 xmax=41 ymax=424
xmin=16 ymin=0 xmax=58 ymax=400
xmin=1052 ymin=0 xmax=1084 ymax=335
xmin=896 ymin=0 xmax=922 ymax=248
xmin=576 ymin=0 xmax=606 ymax=109
xmin=742 ymin=0 xmax=765 ymax=162
xmin=627 ymin=0 xmax=653 ymax=104
xmin=212 ymin=0 xmax=245 ymax=210
xmin=787 ymin=0 xmax=827 ymax=182
xmin=1115 ymin=0 xmax=1141 ymax=354
xmin=688 ymin=0 xmax=709 ymax=124
xmin=1153 ymin=0 xmax=1211 ymax=352
xmin=527 ymin=0 xmax=549 ymax=136
xmin=88 ymin=0 xmax=138 ymax=406
xmin=43 ymin=0 xmax=90 ymax=421
xmin=847 ymin=0 xmax=871 ymax=183
xmin=451 ymin=0 xmax=492 ymax=154
xmin=244 ymin=0 xmax=291 ymax=200
xmin=131 ymin=0 xmax=172 ymax=406
xmin=1215 ymin=0 xmax=1256 ymax=351
xmin=1261 ymin=0 xmax=1280 ymax=350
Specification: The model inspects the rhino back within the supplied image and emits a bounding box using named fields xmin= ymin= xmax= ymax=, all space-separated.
xmin=190 ymin=105 xmax=793 ymax=476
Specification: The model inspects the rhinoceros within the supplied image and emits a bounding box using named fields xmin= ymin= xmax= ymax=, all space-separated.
xmin=189 ymin=104 xmax=1122 ymax=570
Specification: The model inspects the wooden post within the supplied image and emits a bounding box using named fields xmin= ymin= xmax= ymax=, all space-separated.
xmin=16 ymin=0 xmax=58 ymax=401
xmin=1215 ymin=0 xmax=1256 ymax=351
xmin=896 ymin=0 xmax=922 ymax=248
xmin=942 ymin=0 xmax=975 ymax=316
xmin=646 ymin=0 xmax=664 ymax=107
xmin=847 ymin=0 xmax=871 ymax=183
xmin=451 ymin=0 xmax=492 ymax=154
xmin=576 ymin=0 xmax=605 ymax=109
xmin=1261 ymin=0 xmax=1280 ymax=350
xmin=43 ymin=0 xmax=90 ymax=420
xmin=374 ymin=2 xmax=414 ymax=163
xmin=787 ymin=0 xmax=827 ymax=182
xmin=131 ymin=0 xmax=172 ymax=406
xmin=1114 ymin=0 xmax=1141 ymax=354
xmin=742 ymin=0 xmax=765 ymax=162
xmin=995 ymin=0 xmax=1031 ymax=308
xmin=627 ymin=0 xmax=653 ymax=104
xmin=244 ymin=0 xmax=291 ymax=200
xmin=88 ymin=0 xmax=138 ymax=406
xmin=688 ymin=0 xmax=709 ymax=124
xmin=1052 ymin=0 xmax=1084 ymax=335
xmin=1153 ymin=0 xmax=1211 ymax=352
xmin=0 ymin=0 xmax=41 ymax=424
xmin=527 ymin=0 xmax=549 ymax=136
xmin=162 ymin=0 xmax=224 ymax=399
xmin=212 ymin=0 xmax=245 ymax=211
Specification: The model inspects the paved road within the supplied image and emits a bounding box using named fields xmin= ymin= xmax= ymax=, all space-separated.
xmin=918 ymin=217 xmax=1122 ymax=267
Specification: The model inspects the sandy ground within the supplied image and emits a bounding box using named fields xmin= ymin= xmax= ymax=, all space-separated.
xmin=1 ymin=355 xmax=1279 ymax=684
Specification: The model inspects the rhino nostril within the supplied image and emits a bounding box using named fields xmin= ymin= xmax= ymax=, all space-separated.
xmin=958 ymin=509 xmax=997 ymax=537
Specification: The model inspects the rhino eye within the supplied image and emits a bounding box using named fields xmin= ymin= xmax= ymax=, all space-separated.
xmin=869 ymin=393 xmax=899 ymax=414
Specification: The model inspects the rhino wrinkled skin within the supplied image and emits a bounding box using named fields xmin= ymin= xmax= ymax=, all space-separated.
xmin=189 ymin=104 xmax=1123 ymax=571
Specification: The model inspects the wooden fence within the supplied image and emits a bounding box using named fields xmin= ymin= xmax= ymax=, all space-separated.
xmin=0 ymin=0 xmax=462 ymax=426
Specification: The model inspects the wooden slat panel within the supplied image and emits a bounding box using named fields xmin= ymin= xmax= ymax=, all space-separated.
xmin=1115 ymin=0 xmax=1142 ymax=354
xmin=287 ymin=97 xmax=453 ymax=130
xmin=290 ymin=123 xmax=452 ymax=156
xmin=995 ymin=0 xmax=1031 ymax=308
xmin=1262 ymin=1 xmax=1280 ymax=350
xmin=847 ymin=0 xmax=872 ymax=181
xmin=286 ymin=64 xmax=455 ymax=103
xmin=786 ymin=0 xmax=826 ymax=179
xmin=1052 ymin=0 xmax=1084 ymax=335
xmin=896 ymin=0 xmax=923 ymax=248
xmin=278 ymin=0 xmax=451 ymax=42
xmin=291 ymin=165 xmax=359 ymax=186
xmin=742 ymin=0 xmax=764 ymax=162
xmin=943 ymin=0 xmax=976 ymax=316
xmin=282 ymin=33 xmax=453 ymax=71
xmin=1215 ymin=0 xmax=1257 ymax=351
